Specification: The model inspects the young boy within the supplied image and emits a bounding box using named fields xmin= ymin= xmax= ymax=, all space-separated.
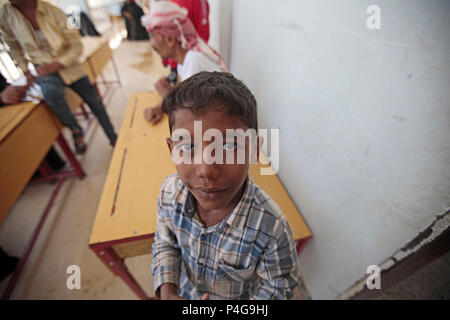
xmin=152 ymin=72 xmax=300 ymax=300
xmin=141 ymin=1 xmax=227 ymax=125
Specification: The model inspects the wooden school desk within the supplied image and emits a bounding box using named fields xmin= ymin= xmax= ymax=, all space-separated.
xmin=80 ymin=36 xmax=121 ymax=97
xmin=89 ymin=92 xmax=312 ymax=299
xmin=0 ymin=101 xmax=85 ymax=299
xmin=67 ymin=36 xmax=121 ymax=124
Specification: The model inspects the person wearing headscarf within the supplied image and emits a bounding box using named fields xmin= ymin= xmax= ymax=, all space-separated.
xmin=141 ymin=0 xmax=227 ymax=125
xmin=162 ymin=0 xmax=211 ymax=83
xmin=121 ymin=0 xmax=149 ymax=41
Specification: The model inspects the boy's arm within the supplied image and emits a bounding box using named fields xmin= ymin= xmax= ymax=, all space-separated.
xmin=51 ymin=5 xmax=83 ymax=68
xmin=152 ymin=194 xmax=183 ymax=299
xmin=250 ymin=220 xmax=301 ymax=300
xmin=0 ymin=21 xmax=29 ymax=74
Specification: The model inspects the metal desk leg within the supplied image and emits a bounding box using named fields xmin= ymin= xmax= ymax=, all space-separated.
xmin=79 ymin=104 xmax=91 ymax=120
xmin=56 ymin=134 xmax=85 ymax=179
xmin=1 ymin=178 xmax=66 ymax=300
xmin=110 ymin=56 xmax=122 ymax=86
xmin=296 ymin=237 xmax=311 ymax=255
xmin=90 ymin=245 xmax=150 ymax=300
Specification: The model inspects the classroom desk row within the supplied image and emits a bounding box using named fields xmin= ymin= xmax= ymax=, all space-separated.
xmin=0 ymin=99 xmax=86 ymax=299
xmin=89 ymin=92 xmax=312 ymax=299
xmin=0 ymin=36 xmax=118 ymax=299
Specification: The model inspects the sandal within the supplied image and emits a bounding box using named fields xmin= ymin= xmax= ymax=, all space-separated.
xmin=72 ymin=130 xmax=87 ymax=155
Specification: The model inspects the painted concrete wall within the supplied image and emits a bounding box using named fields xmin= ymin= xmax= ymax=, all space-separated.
xmin=211 ymin=0 xmax=450 ymax=298
xmin=55 ymin=0 xmax=89 ymax=13
xmin=208 ymin=0 xmax=233 ymax=67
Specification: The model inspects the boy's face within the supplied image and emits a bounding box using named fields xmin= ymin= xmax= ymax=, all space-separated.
xmin=149 ymin=32 xmax=174 ymax=60
xmin=166 ymin=107 xmax=257 ymax=213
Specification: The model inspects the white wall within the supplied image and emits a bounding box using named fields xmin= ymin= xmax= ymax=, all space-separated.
xmin=219 ymin=0 xmax=450 ymax=299
xmin=54 ymin=0 xmax=90 ymax=13
xmin=208 ymin=0 xmax=233 ymax=67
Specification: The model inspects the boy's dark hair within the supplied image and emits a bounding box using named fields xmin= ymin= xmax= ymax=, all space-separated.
xmin=161 ymin=72 xmax=258 ymax=133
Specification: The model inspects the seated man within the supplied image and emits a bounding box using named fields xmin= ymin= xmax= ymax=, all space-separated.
xmin=141 ymin=1 xmax=227 ymax=125
xmin=0 ymin=0 xmax=117 ymax=154
xmin=161 ymin=0 xmax=211 ymax=84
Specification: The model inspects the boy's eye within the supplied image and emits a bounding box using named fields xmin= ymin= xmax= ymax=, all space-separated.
xmin=222 ymin=142 xmax=237 ymax=151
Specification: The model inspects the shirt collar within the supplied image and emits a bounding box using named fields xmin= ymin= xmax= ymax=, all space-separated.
xmin=173 ymin=175 xmax=256 ymax=231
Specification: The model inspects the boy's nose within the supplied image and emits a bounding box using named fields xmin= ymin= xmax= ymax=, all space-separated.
xmin=196 ymin=162 xmax=220 ymax=181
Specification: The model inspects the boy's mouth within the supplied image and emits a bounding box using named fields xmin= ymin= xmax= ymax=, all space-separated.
xmin=195 ymin=187 xmax=228 ymax=201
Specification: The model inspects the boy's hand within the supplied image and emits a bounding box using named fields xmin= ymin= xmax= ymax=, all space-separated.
xmin=155 ymin=77 xmax=170 ymax=97
xmin=164 ymin=294 xmax=188 ymax=300
xmin=201 ymin=293 xmax=209 ymax=300
xmin=0 ymin=85 xmax=28 ymax=104
xmin=24 ymin=71 xmax=36 ymax=86
xmin=36 ymin=62 xmax=64 ymax=77
xmin=159 ymin=283 xmax=187 ymax=300
xmin=143 ymin=103 xmax=163 ymax=125
xmin=123 ymin=11 xmax=132 ymax=20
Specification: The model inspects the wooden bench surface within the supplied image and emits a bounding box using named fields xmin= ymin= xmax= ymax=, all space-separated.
xmin=80 ymin=36 xmax=109 ymax=63
xmin=0 ymin=102 xmax=36 ymax=142
xmin=80 ymin=37 xmax=112 ymax=83
xmin=90 ymin=92 xmax=312 ymax=246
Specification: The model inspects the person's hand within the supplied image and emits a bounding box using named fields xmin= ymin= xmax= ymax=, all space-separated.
xmin=155 ymin=77 xmax=170 ymax=97
xmin=159 ymin=283 xmax=187 ymax=300
xmin=36 ymin=62 xmax=64 ymax=77
xmin=160 ymin=292 xmax=209 ymax=300
xmin=24 ymin=71 xmax=36 ymax=87
xmin=0 ymin=85 xmax=28 ymax=105
xmin=163 ymin=293 xmax=188 ymax=300
xmin=123 ymin=11 xmax=132 ymax=20
xmin=143 ymin=103 xmax=163 ymax=125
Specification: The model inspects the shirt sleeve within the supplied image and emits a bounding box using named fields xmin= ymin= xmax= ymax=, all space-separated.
xmin=151 ymin=185 xmax=182 ymax=297
xmin=51 ymin=5 xmax=83 ymax=67
xmin=181 ymin=51 xmax=209 ymax=81
xmin=250 ymin=218 xmax=301 ymax=300
xmin=0 ymin=18 xmax=29 ymax=73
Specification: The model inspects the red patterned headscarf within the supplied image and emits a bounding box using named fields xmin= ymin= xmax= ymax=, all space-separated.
xmin=141 ymin=1 xmax=227 ymax=71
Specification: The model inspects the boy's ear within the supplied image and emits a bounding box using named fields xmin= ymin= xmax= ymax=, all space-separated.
xmin=166 ymin=137 xmax=173 ymax=154
xmin=166 ymin=36 xmax=175 ymax=48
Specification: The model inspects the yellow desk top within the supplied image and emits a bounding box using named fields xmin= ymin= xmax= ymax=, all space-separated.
xmin=0 ymin=101 xmax=38 ymax=142
xmin=90 ymin=92 xmax=311 ymax=245
xmin=80 ymin=36 xmax=109 ymax=63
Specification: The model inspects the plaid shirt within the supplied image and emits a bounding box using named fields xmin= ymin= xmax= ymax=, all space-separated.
xmin=152 ymin=174 xmax=300 ymax=300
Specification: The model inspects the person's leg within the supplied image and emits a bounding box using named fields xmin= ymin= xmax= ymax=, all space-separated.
xmin=32 ymin=146 xmax=66 ymax=179
xmin=44 ymin=146 xmax=66 ymax=171
xmin=37 ymin=74 xmax=80 ymax=131
xmin=0 ymin=247 xmax=19 ymax=282
xmin=70 ymin=76 xmax=117 ymax=145
xmin=36 ymin=74 xmax=87 ymax=154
